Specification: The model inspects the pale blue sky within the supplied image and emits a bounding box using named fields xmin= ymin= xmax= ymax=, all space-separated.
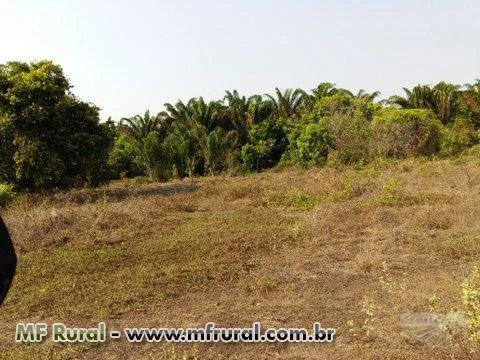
xmin=0 ymin=0 xmax=479 ymax=120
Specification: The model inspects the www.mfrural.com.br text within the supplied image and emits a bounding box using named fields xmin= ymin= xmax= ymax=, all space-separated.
xmin=15 ymin=322 xmax=336 ymax=343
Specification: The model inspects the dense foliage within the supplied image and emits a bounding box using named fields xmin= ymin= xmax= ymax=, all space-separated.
xmin=371 ymin=109 xmax=443 ymax=158
xmin=0 ymin=61 xmax=114 ymax=189
xmin=1 ymin=60 xmax=480 ymax=193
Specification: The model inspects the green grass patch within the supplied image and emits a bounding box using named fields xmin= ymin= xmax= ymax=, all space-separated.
xmin=268 ymin=191 xmax=319 ymax=210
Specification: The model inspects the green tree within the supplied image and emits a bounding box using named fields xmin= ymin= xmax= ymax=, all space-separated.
xmin=108 ymin=133 xmax=145 ymax=178
xmin=388 ymin=83 xmax=461 ymax=124
xmin=0 ymin=114 xmax=15 ymax=184
xmin=432 ymin=82 xmax=460 ymax=124
xmin=163 ymin=97 xmax=240 ymax=175
xmin=0 ymin=60 xmax=113 ymax=189
xmin=302 ymin=82 xmax=354 ymax=110
xmin=355 ymin=89 xmax=381 ymax=102
xmin=388 ymin=85 xmax=436 ymax=110
xmin=246 ymin=94 xmax=275 ymax=125
xmin=120 ymin=110 xmax=171 ymax=181
xmin=241 ymin=118 xmax=292 ymax=171
xmin=459 ymin=80 xmax=480 ymax=128
xmin=289 ymin=122 xmax=332 ymax=168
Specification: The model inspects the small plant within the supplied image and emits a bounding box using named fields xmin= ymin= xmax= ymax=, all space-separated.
xmin=258 ymin=275 xmax=277 ymax=292
xmin=287 ymin=222 xmax=303 ymax=241
xmin=347 ymin=319 xmax=358 ymax=338
xmin=0 ymin=182 xmax=16 ymax=207
xmin=462 ymin=266 xmax=480 ymax=343
xmin=133 ymin=175 xmax=152 ymax=184
xmin=332 ymin=174 xmax=354 ymax=201
xmin=347 ymin=296 xmax=376 ymax=341
xmin=375 ymin=178 xmax=417 ymax=206
xmin=379 ymin=260 xmax=395 ymax=293
xmin=361 ymin=296 xmax=375 ymax=338
xmin=377 ymin=179 xmax=400 ymax=206
xmin=427 ymin=293 xmax=441 ymax=312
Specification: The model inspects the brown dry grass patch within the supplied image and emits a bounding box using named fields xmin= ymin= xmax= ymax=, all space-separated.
xmin=2 ymin=152 xmax=480 ymax=358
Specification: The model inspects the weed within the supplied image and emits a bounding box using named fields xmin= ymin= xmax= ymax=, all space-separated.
xmin=462 ymin=266 xmax=480 ymax=343
xmin=347 ymin=296 xmax=376 ymax=341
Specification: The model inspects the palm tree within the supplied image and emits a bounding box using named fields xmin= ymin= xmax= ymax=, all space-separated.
xmin=162 ymin=100 xmax=190 ymax=124
xmin=388 ymin=83 xmax=460 ymax=124
xmin=388 ymin=85 xmax=435 ymax=110
xmin=355 ymin=89 xmax=381 ymax=102
xmin=432 ymin=82 xmax=460 ymax=124
xmin=465 ymin=79 xmax=480 ymax=95
xmin=311 ymin=82 xmax=340 ymax=100
xmin=189 ymin=97 xmax=223 ymax=131
xmin=301 ymin=83 xmax=354 ymax=110
xmin=119 ymin=110 xmax=162 ymax=149
xmin=119 ymin=110 xmax=169 ymax=180
xmin=461 ymin=80 xmax=480 ymax=126
xmin=163 ymin=97 xmax=238 ymax=176
xmin=246 ymin=94 xmax=275 ymax=125
xmin=264 ymin=87 xmax=305 ymax=119
xmin=222 ymin=90 xmax=252 ymax=142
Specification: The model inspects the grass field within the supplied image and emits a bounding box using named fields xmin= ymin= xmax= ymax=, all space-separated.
xmin=2 ymin=149 xmax=480 ymax=359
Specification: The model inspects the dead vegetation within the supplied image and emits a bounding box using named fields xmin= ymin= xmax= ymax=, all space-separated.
xmin=2 ymin=151 xmax=480 ymax=359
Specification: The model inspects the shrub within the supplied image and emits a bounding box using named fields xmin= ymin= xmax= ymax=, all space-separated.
xmin=315 ymin=92 xmax=377 ymax=121
xmin=439 ymin=117 xmax=479 ymax=156
xmin=241 ymin=118 xmax=292 ymax=171
xmin=143 ymin=132 xmax=172 ymax=182
xmin=372 ymin=108 xmax=443 ymax=158
xmin=0 ymin=182 xmax=16 ymax=207
xmin=321 ymin=107 xmax=373 ymax=165
xmin=300 ymin=94 xmax=375 ymax=166
xmin=289 ymin=123 xmax=331 ymax=167
xmin=108 ymin=134 xmax=145 ymax=179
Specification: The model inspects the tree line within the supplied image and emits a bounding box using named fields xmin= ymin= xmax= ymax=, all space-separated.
xmin=1 ymin=60 xmax=479 ymax=191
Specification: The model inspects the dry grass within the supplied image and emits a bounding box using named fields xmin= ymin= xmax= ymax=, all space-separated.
xmin=2 ymin=150 xmax=480 ymax=358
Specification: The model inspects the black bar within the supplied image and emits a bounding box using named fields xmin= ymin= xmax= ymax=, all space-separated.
xmin=0 ymin=215 xmax=17 ymax=306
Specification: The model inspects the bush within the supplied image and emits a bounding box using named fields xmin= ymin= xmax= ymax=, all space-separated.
xmin=108 ymin=134 xmax=145 ymax=179
xmin=321 ymin=109 xmax=373 ymax=166
xmin=0 ymin=182 xmax=16 ymax=207
xmin=307 ymin=94 xmax=375 ymax=165
xmin=143 ymin=132 xmax=172 ymax=182
xmin=241 ymin=118 xmax=292 ymax=171
xmin=372 ymin=108 xmax=443 ymax=158
xmin=439 ymin=117 xmax=479 ymax=156
xmin=315 ymin=92 xmax=377 ymax=121
xmin=289 ymin=123 xmax=331 ymax=167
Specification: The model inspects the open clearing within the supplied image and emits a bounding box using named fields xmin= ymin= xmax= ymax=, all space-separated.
xmin=2 ymin=151 xmax=480 ymax=359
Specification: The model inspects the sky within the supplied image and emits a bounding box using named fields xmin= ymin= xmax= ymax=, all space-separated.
xmin=0 ymin=0 xmax=479 ymax=121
